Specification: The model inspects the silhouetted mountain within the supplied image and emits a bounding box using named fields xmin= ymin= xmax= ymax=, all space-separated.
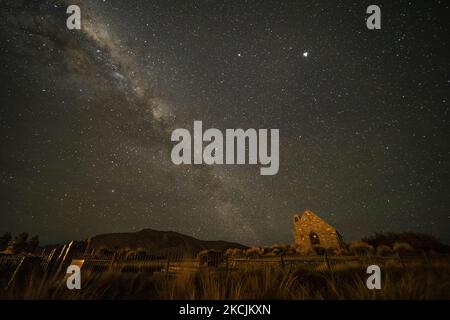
xmin=86 ymin=229 xmax=247 ymax=255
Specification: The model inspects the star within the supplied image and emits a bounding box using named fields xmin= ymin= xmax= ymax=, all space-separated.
xmin=0 ymin=0 xmax=448 ymax=247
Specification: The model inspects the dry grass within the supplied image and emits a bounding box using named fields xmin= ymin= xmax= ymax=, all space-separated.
xmin=1 ymin=256 xmax=450 ymax=300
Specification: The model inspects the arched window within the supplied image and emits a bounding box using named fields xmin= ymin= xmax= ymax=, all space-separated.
xmin=309 ymin=232 xmax=320 ymax=245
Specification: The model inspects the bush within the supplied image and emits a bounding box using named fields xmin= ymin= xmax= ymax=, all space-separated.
xmin=225 ymin=248 xmax=242 ymax=258
xmin=393 ymin=242 xmax=415 ymax=255
xmin=335 ymin=248 xmax=350 ymax=256
xmin=304 ymin=248 xmax=316 ymax=256
xmin=270 ymin=244 xmax=289 ymax=256
xmin=116 ymin=248 xmax=131 ymax=259
xmin=294 ymin=244 xmax=312 ymax=255
xmin=376 ymin=245 xmax=393 ymax=256
xmin=286 ymin=245 xmax=297 ymax=255
xmin=96 ymin=246 xmax=114 ymax=256
xmin=26 ymin=235 xmax=39 ymax=254
xmin=11 ymin=232 xmax=29 ymax=254
xmin=325 ymin=247 xmax=340 ymax=256
xmin=135 ymin=249 xmax=147 ymax=259
xmin=126 ymin=250 xmax=141 ymax=260
xmin=198 ymin=249 xmax=210 ymax=257
xmin=349 ymin=241 xmax=374 ymax=256
xmin=0 ymin=232 xmax=12 ymax=251
xmin=363 ymin=232 xmax=450 ymax=253
xmin=312 ymin=246 xmax=326 ymax=256
xmin=245 ymin=247 xmax=264 ymax=258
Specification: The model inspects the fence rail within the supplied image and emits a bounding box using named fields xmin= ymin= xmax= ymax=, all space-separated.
xmin=1 ymin=249 xmax=449 ymax=288
xmin=3 ymin=236 xmax=449 ymax=291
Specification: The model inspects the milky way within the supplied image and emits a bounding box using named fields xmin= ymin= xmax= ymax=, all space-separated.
xmin=0 ymin=0 xmax=449 ymax=245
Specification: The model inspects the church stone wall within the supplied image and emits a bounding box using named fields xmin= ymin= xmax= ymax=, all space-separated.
xmin=294 ymin=210 xmax=344 ymax=252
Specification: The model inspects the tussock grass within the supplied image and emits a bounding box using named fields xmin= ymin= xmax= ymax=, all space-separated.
xmin=1 ymin=258 xmax=449 ymax=300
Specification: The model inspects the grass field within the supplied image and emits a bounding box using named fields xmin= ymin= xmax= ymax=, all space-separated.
xmin=1 ymin=255 xmax=450 ymax=299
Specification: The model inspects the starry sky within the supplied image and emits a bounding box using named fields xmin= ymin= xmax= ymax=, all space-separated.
xmin=0 ymin=0 xmax=449 ymax=246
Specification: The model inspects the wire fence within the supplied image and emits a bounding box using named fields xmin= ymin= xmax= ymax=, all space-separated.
xmin=1 ymin=243 xmax=449 ymax=289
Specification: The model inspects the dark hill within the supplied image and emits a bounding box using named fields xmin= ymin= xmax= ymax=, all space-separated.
xmin=86 ymin=229 xmax=247 ymax=255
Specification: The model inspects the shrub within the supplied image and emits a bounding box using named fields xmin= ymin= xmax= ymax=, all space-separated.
xmin=198 ymin=249 xmax=210 ymax=257
xmin=393 ymin=242 xmax=415 ymax=255
xmin=96 ymin=246 xmax=114 ymax=256
xmin=135 ymin=248 xmax=147 ymax=259
xmin=376 ymin=245 xmax=393 ymax=256
xmin=245 ymin=247 xmax=264 ymax=258
xmin=294 ymin=244 xmax=311 ymax=255
xmin=325 ymin=247 xmax=340 ymax=256
xmin=225 ymin=248 xmax=242 ymax=258
xmin=286 ymin=245 xmax=297 ymax=255
xmin=10 ymin=232 xmax=29 ymax=254
xmin=26 ymin=235 xmax=39 ymax=254
xmin=362 ymin=232 xmax=450 ymax=253
xmin=348 ymin=241 xmax=374 ymax=256
xmin=335 ymin=248 xmax=350 ymax=256
xmin=293 ymin=244 xmax=302 ymax=254
xmin=116 ymin=248 xmax=131 ymax=259
xmin=312 ymin=245 xmax=326 ymax=256
xmin=270 ymin=244 xmax=288 ymax=256
xmin=0 ymin=232 xmax=12 ymax=251
xmin=125 ymin=250 xmax=142 ymax=260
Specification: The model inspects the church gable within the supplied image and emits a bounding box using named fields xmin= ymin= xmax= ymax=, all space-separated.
xmin=300 ymin=210 xmax=336 ymax=232
xmin=293 ymin=209 xmax=344 ymax=252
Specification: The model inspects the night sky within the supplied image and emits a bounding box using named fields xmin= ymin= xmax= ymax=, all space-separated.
xmin=0 ymin=0 xmax=449 ymax=246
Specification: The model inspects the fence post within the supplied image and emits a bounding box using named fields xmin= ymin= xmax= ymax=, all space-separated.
xmin=324 ymin=251 xmax=336 ymax=285
xmin=109 ymin=252 xmax=117 ymax=270
xmin=226 ymin=255 xmax=229 ymax=271
xmin=422 ymin=250 xmax=431 ymax=266
xmin=324 ymin=251 xmax=331 ymax=271
xmin=422 ymin=250 xmax=437 ymax=276
xmin=280 ymin=254 xmax=285 ymax=268
xmin=397 ymin=252 xmax=405 ymax=269
xmin=166 ymin=257 xmax=170 ymax=273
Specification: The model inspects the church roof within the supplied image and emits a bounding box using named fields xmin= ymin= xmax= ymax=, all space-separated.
xmin=294 ymin=209 xmax=337 ymax=231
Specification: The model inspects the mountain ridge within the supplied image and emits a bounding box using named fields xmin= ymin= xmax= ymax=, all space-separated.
xmin=86 ymin=228 xmax=248 ymax=255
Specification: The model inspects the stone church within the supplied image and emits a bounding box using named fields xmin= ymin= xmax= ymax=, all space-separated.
xmin=293 ymin=209 xmax=345 ymax=252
